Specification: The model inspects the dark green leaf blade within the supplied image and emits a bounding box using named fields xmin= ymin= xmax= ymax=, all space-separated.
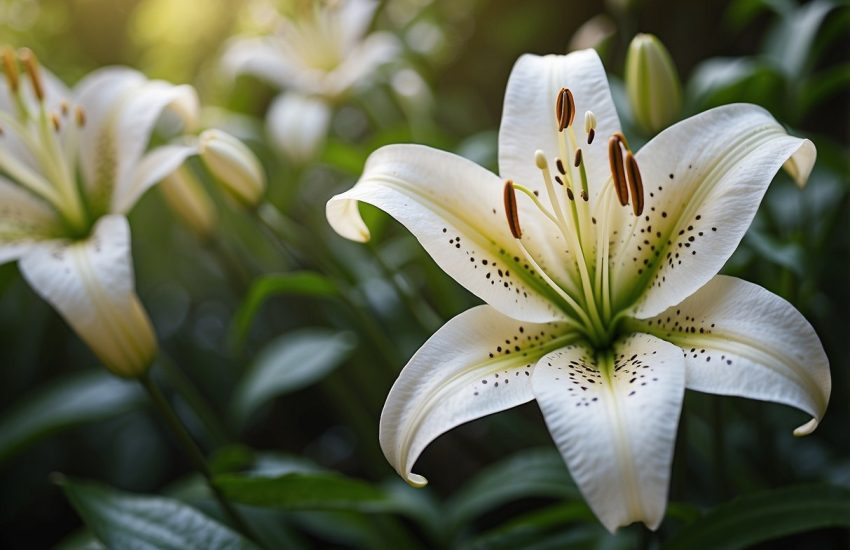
xmin=231 ymin=328 xmax=356 ymax=426
xmin=57 ymin=476 xmax=259 ymax=550
xmin=231 ymin=271 xmax=339 ymax=347
xmin=663 ymin=484 xmax=850 ymax=550
xmin=446 ymin=448 xmax=580 ymax=528
xmin=0 ymin=370 xmax=143 ymax=463
xmin=215 ymin=472 xmax=392 ymax=512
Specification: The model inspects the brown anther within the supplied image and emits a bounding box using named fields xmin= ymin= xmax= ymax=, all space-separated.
xmin=60 ymin=100 xmax=69 ymax=116
xmin=574 ymin=148 xmax=583 ymax=168
xmin=555 ymin=87 xmax=575 ymax=131
xmin=18 ymin=48 xmax=44 ymax=101
xmin=587 ymin=128 xmax=595 ymax=145
xmin=50 ymin=113 xmax=61 ymax=132
xmin=608 ymin=135 xmax=628 ymax=207
xmin=566 ymin=187 xmax=575 ymax=201
xmin=581 ymin=191 xmax=588 ymax=201
xmin=503 ymin=180 xmax=522 ymax=239
xmin=2 ymin=48 xmax=18 ymax=92
xmin=613 ymin=131 xmax=630 ymax=151
xmin=75 ymin=105 xmax=86 ymax=127
xmin=554 ymin=175 xmax=564 ymax=186
xmin=625 ymin=152 xmax=644 ymax=216
xmin=556 ymin=158 xmax=566 ymax=175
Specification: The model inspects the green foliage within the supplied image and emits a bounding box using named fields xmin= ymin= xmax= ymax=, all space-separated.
xmin=663 ymin=484 xmax=850 ymax=550
xmin=0 ymin=370 xmax=143 ymax=464
xmin=56 ymin=475 xmax=258 ymax=550
xmin=231 ymin=328 xmax=357 ymax=426
xmin=215 ymin=472 xmax=393 ymax=512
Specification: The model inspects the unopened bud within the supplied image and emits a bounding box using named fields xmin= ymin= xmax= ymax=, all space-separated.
xmin=625 ymin=33 xmax=682 ymax=134
xmin=160 ymin=165 xmax=218 ymax=240
xmin=199 ymin=129 xmax=266 ymax=208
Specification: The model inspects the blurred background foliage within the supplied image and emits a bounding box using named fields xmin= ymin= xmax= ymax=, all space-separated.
xmin=1 ymin=0 xmax=849 ymax=548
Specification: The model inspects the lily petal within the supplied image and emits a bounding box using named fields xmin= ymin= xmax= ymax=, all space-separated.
xmin=637 ymin=275 xmax=830 ymax=436
xmin=0 ymin=175 xmax=62 ymax=264
xmin=326 ymin=143 xmax=569 ymax=323
xmin=266 ymin=92 xmax=332 ymax=163
xmin=328 ymin=32 xmax=399 ymax=98
xmin=110 ymin=80 xmax=199 ymax=212
xmin=76 ymin=68 xmax=199 ymax=215
xmin=380 ymin=305 xmax=576 ymax=487
xmin=609 ymin=103 xmax=815 ymax=318
xmin=18 ymin=215 xmax=157 ymax=377
xmin=499 ymin=50 xmax=622 ymax=208
xmin=221 ymin=36 xmax=300 ymax=89
xmin=113 ymin=143 xmax=198 ymax=214
xmin=532 ymin=333 xmax=685 ymax=532
xmin=76 ymin=67 xmax=148 ymax=208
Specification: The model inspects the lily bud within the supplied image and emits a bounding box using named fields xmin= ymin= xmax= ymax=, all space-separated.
xmin=198 ymin=129 xmax=266 ymax=208
xmin=625 ymin=33 xmax=682 ymax=134
xmin=160 ymin=165 xmax=218 ymax=240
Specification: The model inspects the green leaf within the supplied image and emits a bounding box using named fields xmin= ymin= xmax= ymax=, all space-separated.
xmin=321 ymin=139 xmax=368 ymax=176
xmin=686 ymin=57 xmax=785 ymax=113
xmin=215 ymin=472 xmax=392 ymax=512
xmin=763 ymin=0 xmax=838 ymax=78
xmin=663 ymin=484 xmax=850 ymax=550
xmin=56 ymin=475 xmax=259 ymax=550
xmin=446 ymin=448 xmax=579 ymax=528
xmin=465 ymin=503 xmax=604 ymax=550
xmin=231 ymin=271 xmax=339 ymax=347
xmin=231 ymin=328 xmax=356 ymax=426
xmin=0 ymin=370 xmax=143 ymax=464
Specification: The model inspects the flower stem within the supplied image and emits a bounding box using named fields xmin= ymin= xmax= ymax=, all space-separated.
xmin=139 ymin=374 xmax=262 ymax=546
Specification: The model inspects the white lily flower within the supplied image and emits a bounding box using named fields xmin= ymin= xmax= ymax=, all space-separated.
xmin=222 ymin=0 xmax=398 ymax=160
xmin=326 ymin=49 xmax=830 ymax=532
xmin=0 ymin=48 xmax=200 ymax=377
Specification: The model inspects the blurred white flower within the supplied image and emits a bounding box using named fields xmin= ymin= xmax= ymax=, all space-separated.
xmin=222 ymin=0 xmax=399 ymax=162
xmin=199 ymin=128 xmax=266 ymax=208
xmin=0 ymin=48 xmax=199 ymax=377
xmin=327 ymin=49 xmax=829 ymax=533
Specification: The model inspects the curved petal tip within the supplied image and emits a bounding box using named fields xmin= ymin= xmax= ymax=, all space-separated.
xmin=405 ymin=473 xmax=428 ymax=488
xmin=793 ymin=418 xmax=819 ymax=437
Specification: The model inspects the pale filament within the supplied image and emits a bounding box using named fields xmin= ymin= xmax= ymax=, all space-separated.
xmin=502 ymin=88 xmax=645 ymax=344
xmin=1 ymin=48 xmax=87 ymax=231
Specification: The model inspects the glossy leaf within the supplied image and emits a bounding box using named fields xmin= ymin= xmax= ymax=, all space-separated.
xmin=231 ymin=271 xmax=339 ymax=346
xmin=231 ymin=328 xmax=356 ymax=425
xmin=465 ymin=503 xmax=607 ymax=550
xmin=56 ymin=475 xmax=258 ymax=550
xmin=446 ymin=448 xmax=579 ymax=527
xmin=0 ymin=370 xmax=143 ymax=463
xmin=663 ymin=484 xmax=850 ymax=550
xmin=215 ymin=472 xmax=392 ymax=512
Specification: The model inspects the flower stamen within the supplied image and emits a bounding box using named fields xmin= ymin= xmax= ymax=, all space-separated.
xmin=584 ymin=111 xmax=596 ymax=144
xmin=555 ymin=87 xmax=575 ymax=131
xmin=503 ymin=179 xmax=522 ymax=239
xmin=608 ymin=135 xmax=628 ymax=206
xmin=625 ymin=152 xmax=644 ymax=216
xmin=18 ymin=48 xmax=44 ymax=102
xmin=2 ymin=48 xmax=19 ymax=93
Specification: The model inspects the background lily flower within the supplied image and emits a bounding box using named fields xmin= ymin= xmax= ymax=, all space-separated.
xmin=0 ymin=49 xmax=200 ymax=377
xmin=326 ymin=49 xmax=831 ymax=532
xmin=221 ymin=0 xmax=399 ymax=162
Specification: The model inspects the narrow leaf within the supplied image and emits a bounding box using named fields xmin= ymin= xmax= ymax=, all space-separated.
xmin=215 ymin=472 xmax=392 ymax=512
xmin=56 ymin=475 xmax=258 ymax=550
xmin=663 ymin=484 xmax=850 ymax=550
xmin=231 ymin=328 xmax=356 ymax=425
xmin=231 ymin=271 xmax=339 ymax=346
xmin=446 ymin=448 xmax=579 ymax=527
xmin=0 ymin=370 xmax=142 ymax=463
